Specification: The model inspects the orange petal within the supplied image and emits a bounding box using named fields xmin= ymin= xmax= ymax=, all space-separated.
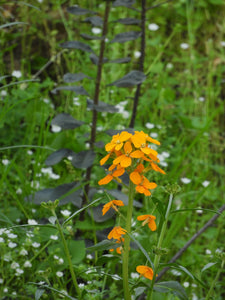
xmin=100 ymin=153 xmax=111 ymax=166
xmin=120 ymin=156 xmax=132 ymax=168
xmin=130 ymin=150 xmax=144 ymax=158
xmin=137 ymin=214 xmax=150 ymax=221
xmin=130 ymin=172 xmax=142 ymax=185
xmin=119 ymin=131 xmax=132 ymax=142
xmin=113 ymin=155 xmax=124 ymax=165
xmin=124 ymin=141 xmax=132 ymax=154
xmin=113 ymin=167 xmax=125 ymax=177
xmin=148 ymin=219 xmax=157 ymax=231
xmin=151 ymin=162 xmax=166 ymax=174
xmin=112 ymin=200 xmax=124 ymax=207
xmin=98 ymin=174 xmax=113 ymax=185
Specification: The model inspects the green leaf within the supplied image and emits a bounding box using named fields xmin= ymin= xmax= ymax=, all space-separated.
xmin=0 ymin=22 xmax=28 ymax=29
xmin=201 ymin=262 xmax=218 ymax=273
xmin=154 ymin=281 xmax=188 ymax=300
xmin=171 ymin=208 xmax=222 ymax=215
xmin=35 ymin=288 xmax=45 ymax=300
xmin=152 ymin=197 xmax=165 ymax=219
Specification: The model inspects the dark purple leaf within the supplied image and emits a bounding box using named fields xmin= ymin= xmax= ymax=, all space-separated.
xmin=114 ymin=18 xmax=141 ymax=25
xmin=67 ymin=6 xmax=96 ymax=15
xmin=51 ymin=113 xmax=84 ymax=130
xmin=110 ymin=31 xmax=141 ymax=43
xmin=71 ymin=150 xmax=96 ymax=169
xmin=82 ymin=16 xmax=103 ymax=27
xmin=59 ymin=41 xmax=94 ymax=53
xmin=45 ymin=149 xmax=75 ymax=166
xmin=51 ymin=86 xmax=89 ymax=96
xmin=80 ymin=33 xmax=105 ymax=40
xmin=63 ymin=73 xmax=92 ymax=83
xmin=107 ymin=70 xmax=146 ymax=87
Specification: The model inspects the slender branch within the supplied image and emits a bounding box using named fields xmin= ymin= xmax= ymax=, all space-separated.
xmin=83 ymin=1 xmax=111 ymax=202
xmin=156 ymin=204 xmax=225 ymax=282
xmin=129 ymin=0 xmax=146 ymax=128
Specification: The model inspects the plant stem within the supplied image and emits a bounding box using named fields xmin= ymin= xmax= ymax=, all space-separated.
xmin=205 ymin=259 xmax=224 ymax=300
xmin=122 ymin=181 xmax=135 ymax=300
xmin=147 ymin=193 xmax=174 ymax=300
xmin=54 ymin=214 xmax=81 ymax=299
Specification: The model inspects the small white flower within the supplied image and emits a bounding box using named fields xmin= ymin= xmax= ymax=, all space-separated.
xmin=183 ymin=282 xmax=190 ymax=288
xmin=27 ymin=150 xmax=33 ymax=155
xmin=37 ymin=0 xmax=43 ymax=3
xmin=24 ymin=260 xmax=32 ymax=268
xmin=19 ymin=249 xmax=28 ymax=256
xmin=8 ymin=242 xmax=17 ymax=248
xmin=16 ymin=188 xmax=22 ymax=194
xmin=7 ymin=233 xmax=17 ymax=239
xmin=51 ymin=124 xmax=62 ymax=133
xmin=161 ymin=151 xmax=170 ymax=158
xmin=91 ymin=27 xmax=102 ymax=34
xmin=181 ymin=177 xmax=191 ymax=184
xmin=3 ymin=287 xmax=8 ymax=293
xmin=122 ymin=111 xmax=130 ymax=119
xmin=78 ymin=283 xmax=85 ymax=288
xmin=43 ymin=98 xmax=50 ymax=104
xmin=86 ymin=254 xmax=93 ymax=260
xmin=159 ymin=161 xmax=168 ymax=167
xmin=56 ymin=271 xmax=64 ymax=277
xmin=205 ymin=249 xmax=211 ymax=255
xmin=202 ymin=180 xmax=210 ymax=187
xmin=198 ymin=96 xmax=205 ymax=102
xmin=30 ymin=181 xmax=40 ymax=189
xmin=50 ymin=173 xmax=60 ymax=180
xmin=220 ymin=41 xmax=225 ymax=47
xmin=145 ymin=123 xmax=155 ymax=129
xmin=192 ymin=283 xmax=197 ymax=288
xmin=4 ymin=253 xmax=12 ymax=261
xmin=32 ymin=242 xmax=41 ymax=248
xmin=166 ymin=63 xmax=173 ymax=69
xmin=12 ymin=70 xmax=22 ymax=78
xmin=15 ymin=268 xmax=24 ymax=276
xmin=58 ymin=258 xmax=64 ymax=265
xmin=1 ymin=90 xmax=7 ymax=97
xmin=131 ymin=272 xmax=139 ymax=279
xmin=11 ymin=262 xmax=20 ymax=269
xmin=12 ymin=292 xmax=17 ymax=296
xmin=32 ymin=208 xmax=36 ymax=214
xmin=148 ymin=23 xmax=159 ymax=31
xmin=60 ymin=210 xmax=71 ymax=217
xmin=2 ymin=159 xmax=10 ymax=166
xmin=150 ymin=132 xmax=158 ymax=138
xmin=28 ymin=219 xmax=38 ymax=225
xmin=0 ymin=278 xmax=3 ymax=284
xmin=26 ymin=231 xmax=34 ymax=237
xmin=0 ymin=237 xmax=5 ymax=243
xmin=54 ymin=255 xmax=59 ymax=260
xmin=67 ymin=155 xmax=73 ymax=161
xmin=192 ymin=293 xmax=198 ymax=300
xmin=50 ymin=235 xmax=58 ymax=240
xmin=180 ymin=43 xmax=189 ymax=50
xmin=134 ymin=51 xmax=141 ymax=58
xmin=196 ymin=209 xmax=203 ymax=214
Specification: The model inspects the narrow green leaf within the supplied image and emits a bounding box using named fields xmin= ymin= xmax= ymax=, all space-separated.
xmin=171 ymin=208 xmax=222 ymax=215
xmin=87 ymin=239 xmax=119 ymax=252
xmin=154 ymin=281 xmax=188 ymax=300
xmin=0 ymin=22 xmax=28 ymax=29
xmin=201 ymin=262 xmax=218 ymax=273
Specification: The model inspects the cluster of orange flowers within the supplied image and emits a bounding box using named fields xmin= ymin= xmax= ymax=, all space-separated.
xmin=98 ymin=131 xmax=165 ymax=280
xmin=98 ymin=130 xmax=165 ymax=196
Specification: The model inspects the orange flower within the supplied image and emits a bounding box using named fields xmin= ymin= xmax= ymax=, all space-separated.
xmin=137 ymin=214 xmax=157 ymax=231
xmin=130 ymin=171 xmax=157 ymax=196
xmin=102 ymin=200 xmax=124 ymax=215
xmin=150 ymin=162 xmax=166 ymax=174
xmin=107 ymin=226 xmax=127 ymax=240
xmin=105 ymin=131 xmax=132 ymax=152
xmin=98 ymin=165 xmax=125 ymax=185
xmin=136 ymin=265 xmax=154 ymax=280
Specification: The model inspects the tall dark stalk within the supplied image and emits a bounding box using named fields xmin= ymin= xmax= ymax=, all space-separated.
xmin=129 ymin=0 xmax=146 ymax=128
xmin=83 ymin=1 xmax=111 ymax=202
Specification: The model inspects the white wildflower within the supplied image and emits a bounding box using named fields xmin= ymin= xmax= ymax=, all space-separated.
xmin=50 ymin=235 xmax=58 ymax=240
xmin=183 ymin=282 xmax=190 ymax=287
xmin=198 ymin=97 xmax=205 ymax=102
xmin=12 ymin=70 xmax=22 ymax=78
xmin=148 ymin=23 xmax=159 ymax=31
xmin=202 ymin=180 xmax=210 ymax=187
xmin=8 ymin=242 xmax=17 ymax=248
xmin=19 ymin=249 xmax=28 ymax=256
xmin=28 ymin=219 xmax=38 ymax=225
xmin=91 ymin=27 xmax=102 ymax=34
xmin=150 ymin=132 xmax=158 ymax=138
xmin=60 ymin=210 xmax=71 ymax=217
xmin=134 ymin=51 xmax=141 ymax=58
xmin=220 ymin=41 xmax=225 ymax=47
xmin=56 ymin=271 xmax=64 ymax=277
xmin=51 ymin=124 xmax=62 ymax=133
xmin=32 ymin=242 xmax=41 ymax=248
xmin=145 ymin=122 xmax=155 ymax=129
xmin=181 ymin=177 xmax=191 ymax=184
xmin=11 ymin=262 xmax=20 ymax=269
xmin=180 ymin=43 xmax=189 ymax=50
xmin=205 ymin=249 xmax=211 ymax=255
xmin=15 ymin=268 xmax=24 ymax=276
xmin=2 ymin=159 xmax=10 ymax=166
xmin=24 ymin=261 xmax=32 ymax=268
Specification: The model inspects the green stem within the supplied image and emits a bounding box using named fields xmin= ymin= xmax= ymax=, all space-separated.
xmin=147 ymin=193 xmax=174 ymax=300
xmin=54 ymin=214 xmax=81 ymax=299
xmin=122 ymin=181 xmax=135 ymax=300
xmin=205 ymin=259 xmax=224 ymax=300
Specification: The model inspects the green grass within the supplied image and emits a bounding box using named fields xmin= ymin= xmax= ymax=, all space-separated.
xmin=0 ymin=0 xmax=225 ymax=299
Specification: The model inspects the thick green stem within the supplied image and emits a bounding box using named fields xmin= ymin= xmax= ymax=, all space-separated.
xmin=147 ymin=193 xmax=174 ymax=300
xmin=122 ymin=181 xmax=135 ymax=300
xmin=54 ymin=215 xmax=81 ymax=299
xmin=205 ymin=259 xmax=224 ymax=300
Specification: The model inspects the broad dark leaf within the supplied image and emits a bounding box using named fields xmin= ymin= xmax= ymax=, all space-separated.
xmin=89 ymin=53 xmax=108 ymax=65
xmin=114 ymin=18 xmax=141 ymax=25
xmin=108 ymin=189 xmax=142 ymax=208
xmin=83 ymin=16 xmax=103 ymax=27
xmin=51 ymin=113 xmax=84 ymax=130
xmin=81 ymin=33 xmax=104 ymax=40
xmin=154 ymin=281 xmax=188 ymax=300
xmin=71 ymin=150 xmax=96 ymax=169
xmin=59 ymin=41 xmax=94 ymax=53
xmin=113 ymin=0 xmax=136 ymax=7
xmin=108 ymin=57 xmax=131 ymax=64
xmin=106 ymin=128 xmax=135 ymax=136
xmin=87 ymin=99 xmax=118 ymax=113
xmin=88 ymin=204 xmax=115 ymax=222
xmin=108 ymin=70 xmax=146 ymax=87
xmin=26 ymin=182 xmax=83 ymax=207
xmin=67 ymin=6 xmax=96 ymax=15
xmin=45 ymin=149 xmax=75 ymax=166
xmin=51 ymin=85 xmax=89 ymax=96
xmin=63 ymin=72 xmax=92 ymax=83
xmin=110 ymin=31 xmax=141 ymax=43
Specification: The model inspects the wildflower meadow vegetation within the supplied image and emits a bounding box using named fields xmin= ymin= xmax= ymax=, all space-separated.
xmin=0 ymin=0 xmax=225 ymax=299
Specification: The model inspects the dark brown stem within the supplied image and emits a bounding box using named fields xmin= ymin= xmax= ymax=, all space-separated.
xmin=129 ymin=0 xmax=146 ymax=128
xmin=83 ymin=1 xmax=111 ymax=202
xmin=156 ymin=204 xmax=225 ymax=282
